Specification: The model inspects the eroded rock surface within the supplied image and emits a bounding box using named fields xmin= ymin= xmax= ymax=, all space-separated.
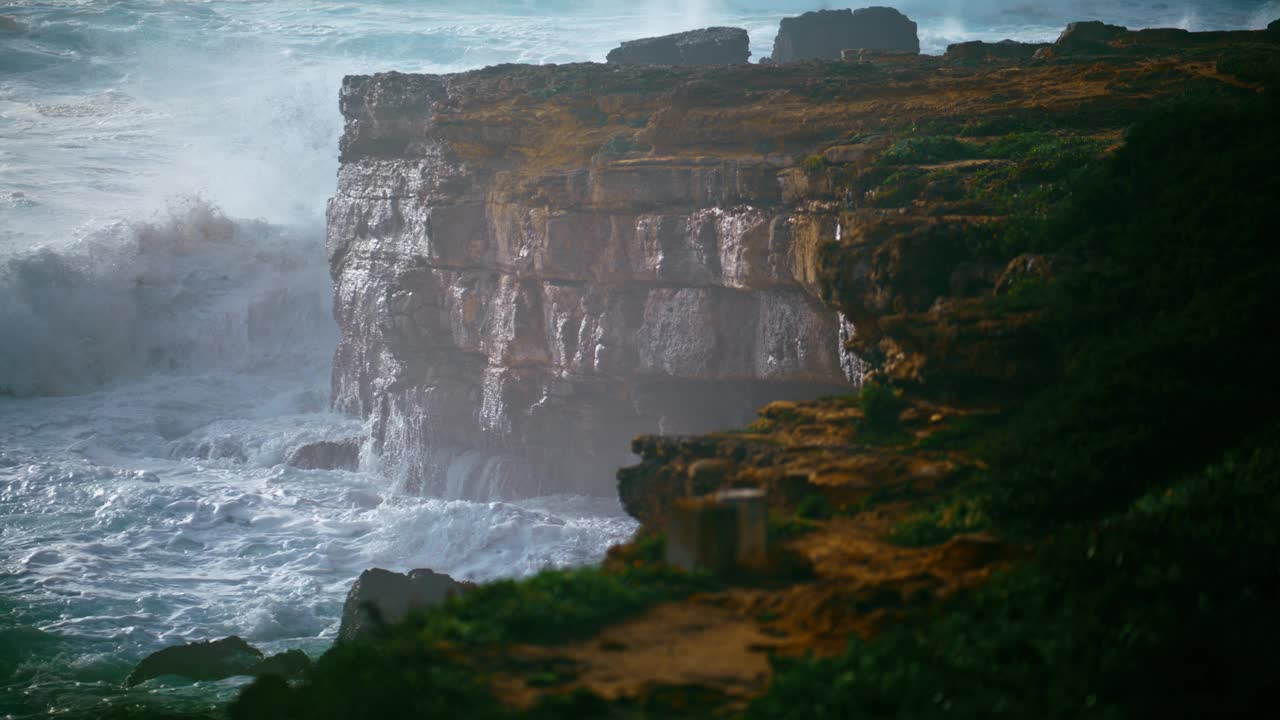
xmin=770 ymin=7 xmax=919 ymax=63
xmin=606 ymin=27 xmax=750 ymax=66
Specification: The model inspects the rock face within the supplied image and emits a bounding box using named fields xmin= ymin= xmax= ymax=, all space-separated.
xmin=337 ymin=568 xmax=470 ymax=643
xmin=770 ymin=7 xmax=919 ymax=63
xmin=329 ymin=66 xmax=856 ymax=499
xmin=125 ymin=637 xmax=309 ymax=687
xmin=606 ymin=27 xmax=750 ymax=65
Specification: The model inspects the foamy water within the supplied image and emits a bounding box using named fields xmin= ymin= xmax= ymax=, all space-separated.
xmin=1 ymin=0 xmax=1275 ymax=716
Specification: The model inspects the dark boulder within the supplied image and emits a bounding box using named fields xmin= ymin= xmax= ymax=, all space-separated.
xmin=606 ymin=27 xmax=750 ymax=65
xmin=285 ymin=437 xmax=361 ymax=471
xmin=770 ymin=7 xmax=919 ymax=63
xmin=0 ymin=15 xmax=24 ymax=32
xmin=1055 ymin=20 xmax=1127 ymax=53
xmin=337 ymin=568 xmax=471 ymax=643
xmin=947 ymin=39 xmax=1047 ymax=62
xmin=125 ymin=637 xmax=311 ymax=687
xmin=127 ymin=637 xmax=251 ymax=686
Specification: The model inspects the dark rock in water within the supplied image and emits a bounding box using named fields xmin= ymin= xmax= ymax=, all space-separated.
xmin=337 ymin=568 xmax=471 ymax=643
xmin=254 ymin=649 xmax=312 ymax=678
xmin=606 ymin=27 xmax=750 ymax=65
xmin=1055 ymin=20 xmax=1127 ymax=53
xmin=0 ymin=15 xmax=24 ymax=32
xmin=126 ymin=636 xmax=262 ymax=687
xmin=285 ymin=437 xmax=361 ymax=470
xmin=947 ymin=39 xmax=1048 ymax=62
xmin=771 ymin=7 xmax=919 ymax=63
xmin=126 ymin=637 xmax=311 ymax=687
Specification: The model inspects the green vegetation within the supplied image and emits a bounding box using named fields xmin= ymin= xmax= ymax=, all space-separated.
xmin=760 ymin=87 xmax=1280 ymax=719
xmin=877 ymin=134 xmax=977 ymax=165
xmin=799 ymin=153 xmax=828 ymax=174
xmin=888 ymin=496 xmax=990 ymax=547
xmin=751 ymin=432 xmax=1280 ymax=719
xmin=231 ymin=565 xmax=716 ymax=719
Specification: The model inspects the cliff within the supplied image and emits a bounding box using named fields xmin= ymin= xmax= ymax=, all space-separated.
xmin=258 ymin=21 xmax=1280 ymax=720
xmin=329 ymin=64 xmax=869 ymax=498
xmin=327 ymin=37 xmax=1256 ymax=498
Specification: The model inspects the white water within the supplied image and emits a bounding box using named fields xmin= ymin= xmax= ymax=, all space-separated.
xmin=1 ymin=1 xmax=1274 ymax=716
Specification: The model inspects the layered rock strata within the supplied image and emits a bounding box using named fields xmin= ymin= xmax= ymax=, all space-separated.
xmin=328 ymin=65 xmax=861 ymax=499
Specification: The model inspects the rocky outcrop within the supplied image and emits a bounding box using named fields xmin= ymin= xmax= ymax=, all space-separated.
xmin=285 ymin=438 xmax=361 ymax=470
xmin=1040 ymin=20 xmax=1266 ymax=58
xmin=769 ymin=7 xmax=919 ymax=63
xmin=946 ymin=39 xmax=1047 ymax=62
xmin=606 ymin=27 xmax=749 ymax=66
xmin=125 ymin=637 xmax=309 ymax=687
xmin=337 ymin=568 xmax=470 ymax=643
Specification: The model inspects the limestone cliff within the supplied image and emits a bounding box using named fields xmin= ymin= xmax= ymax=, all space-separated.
xmin=327 ymin=65 xmax=864 ymax=498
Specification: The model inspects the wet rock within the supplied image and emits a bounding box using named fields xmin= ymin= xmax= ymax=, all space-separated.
xmin=0 ymin=15 xmax=24 ymax=32
xmin=126 ymin=637 xmax=260 ymax=687
xmin=606 ymin=27 xmax=749 ymax=66
xmin=337 ymin=568 xmax=471 ymax=643
xmin=285 ymin=437 xmax=361 ymax=471
xmin=946 ymin=39 xmax=1047 ymax=62
xmin=770 ymin=7 xmax=919 ymax=63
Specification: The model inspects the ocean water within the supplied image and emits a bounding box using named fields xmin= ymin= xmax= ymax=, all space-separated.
xmin=1 ymin=1 xmax=1276 ymax=716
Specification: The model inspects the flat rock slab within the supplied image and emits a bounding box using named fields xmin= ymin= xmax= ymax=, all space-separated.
xmin=607 ymin=27 xmax=750 ymax=66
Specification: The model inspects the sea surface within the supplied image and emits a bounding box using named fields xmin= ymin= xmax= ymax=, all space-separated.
xmin=1 ymin=1 xmax=1275 ymax=716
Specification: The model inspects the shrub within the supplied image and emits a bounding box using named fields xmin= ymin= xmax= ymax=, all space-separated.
xmin=877 ymin=134 xmax=978 ymax=165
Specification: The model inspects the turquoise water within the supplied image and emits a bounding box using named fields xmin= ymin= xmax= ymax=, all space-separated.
xmin=1 ymin=1 xmax=1275 ymax=717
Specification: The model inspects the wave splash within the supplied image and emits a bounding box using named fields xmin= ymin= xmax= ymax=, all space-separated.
xmin=0 ymin=199 xmax=335 ymax=397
